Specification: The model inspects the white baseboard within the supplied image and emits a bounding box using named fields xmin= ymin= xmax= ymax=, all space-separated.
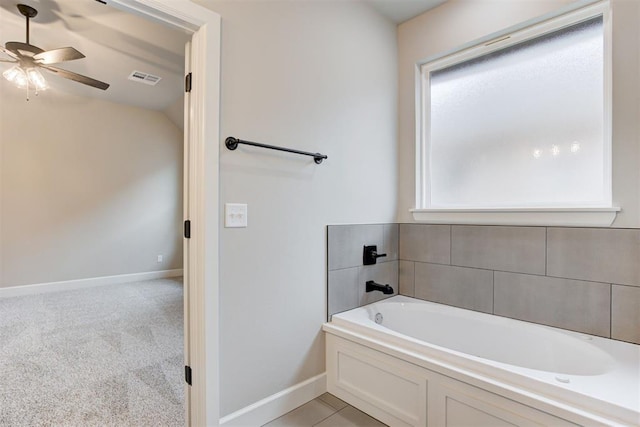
xmin=0 ymin=269 xmax=184 ymax=298
xmin=220 ymin=373 xmax=327 ymax=426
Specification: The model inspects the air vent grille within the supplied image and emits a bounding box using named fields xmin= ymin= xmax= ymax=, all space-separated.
xmin=128 ymin=70 xmax=162 ymax=86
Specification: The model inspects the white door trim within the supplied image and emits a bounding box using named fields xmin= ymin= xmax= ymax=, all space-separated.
xmin=104 ymin=1 xmax=220 ymax=425
xmin=183 ymin=38 xmax=193 ymax=425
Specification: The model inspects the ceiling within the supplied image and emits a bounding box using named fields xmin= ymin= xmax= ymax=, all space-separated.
xmin=0 ymin=0 xmax=189 ymax=111
xmin=0 ymin=0 xmax=445 ymax=111
xmin=368 ymin=0 xmax=447 ymax=24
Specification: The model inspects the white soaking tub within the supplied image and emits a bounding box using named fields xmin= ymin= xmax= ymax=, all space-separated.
xmin=323 ymin=296 xmax=640 ymax=427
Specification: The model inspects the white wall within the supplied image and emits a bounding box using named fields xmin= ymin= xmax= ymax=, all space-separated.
xmin=397 ymin=0 xmax=640 ymax=227
xmin=193 ymin=0 xmax=398 ymax=416
xmin=164 ymin=97 xmax=184 ymax=132
xmin=0 ymin=82 xmax=183 ymax=287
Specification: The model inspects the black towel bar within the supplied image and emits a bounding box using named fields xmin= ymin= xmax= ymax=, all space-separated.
xmin=225 ymin=136 xmax=327 ymax=164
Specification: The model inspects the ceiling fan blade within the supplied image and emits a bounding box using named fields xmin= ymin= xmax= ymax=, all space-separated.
xmin=0 ymin=59 xmax=17 ymax=63
xmin=41 ymin=65 xmax=110 ymax=90
xmin=5 ymin=41 xmax=43 ymax=55
xmin=33 ymin=47 xmax=85 ymax=64
xmin=0 ymin=45 xmax=19 ymax=60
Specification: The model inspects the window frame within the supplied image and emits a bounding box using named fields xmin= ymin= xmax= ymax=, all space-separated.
xmin=413 ymin=0 xmax=618 ymax=226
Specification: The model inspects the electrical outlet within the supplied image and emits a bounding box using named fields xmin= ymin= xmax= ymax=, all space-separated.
xmin=225 ymin=203 xmax=248 ymax=228
xmin=157 ymin=255 xmax=163 ymax=263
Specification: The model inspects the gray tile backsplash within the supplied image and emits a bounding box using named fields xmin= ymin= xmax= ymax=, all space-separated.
xmin=382 ymin=224 xmax=399 ymax=262
xmin=399 ymin=260 xmax=415 ymax=297
xmin=328 ymin=224 xmax=398 ymax=271
xmin=547 ymin=228 xmax=640 ymax=287
xmin=494 ymin=272 xmax=611 ymax=337
xmin=327 ymin=224 xmax=398 ymax=316
xmin=414 ymin=263 xmax=493 ymax=314
xmin=328 ymin=225 xmax=384 ymax=271
xmin=451 ymin=226 xmax=546 ymax=275
xmin=327 ymin=223 xmax=640 ymax=344
xmin=399 ymin=224 xmax=450 ymax=264
xmin=328 ymin=268 xmax=360 ymax=315
xmin=611 ymin=285 xmax=640 ymax=344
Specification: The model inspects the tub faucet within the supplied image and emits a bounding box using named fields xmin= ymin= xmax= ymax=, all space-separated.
xmin=366 ymin=280 xmax=394 ymax=295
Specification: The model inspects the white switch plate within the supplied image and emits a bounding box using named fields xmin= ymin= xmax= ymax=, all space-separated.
xmin=157 ymin=255 xmax=163 ymax=263
xmin=225 ymin=203 xmax=248 ymax=228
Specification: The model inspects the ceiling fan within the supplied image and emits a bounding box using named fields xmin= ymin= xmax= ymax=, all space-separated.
xmin=0 ymin=3 xmax=109 ymax=94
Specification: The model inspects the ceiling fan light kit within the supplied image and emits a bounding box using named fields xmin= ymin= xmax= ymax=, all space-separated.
xmin=1 ymin=3 xmax=109 ymax=100
xmin=3 ymin=66 xmax=28 ymax=88
xmin=3 ymin=65 xmax=48 ymax=91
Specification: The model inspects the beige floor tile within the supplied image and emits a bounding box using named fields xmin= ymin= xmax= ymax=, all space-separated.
xmin=313 ymin=406 xmax=386 ymax=427
xmin=317 ymin=393 xmax=348 ymax=411
xmin=262 ymin=399 xmax=337 ymax=427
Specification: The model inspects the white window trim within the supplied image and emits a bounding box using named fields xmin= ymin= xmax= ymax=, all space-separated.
xmin=410 ymin=207 xmax=620 ymax=227
xmin=413 ymin=0 xmax=618 ymax=226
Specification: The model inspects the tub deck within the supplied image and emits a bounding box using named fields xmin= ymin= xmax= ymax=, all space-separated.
xmin=323 ymin=296 xmax=640 ymax=426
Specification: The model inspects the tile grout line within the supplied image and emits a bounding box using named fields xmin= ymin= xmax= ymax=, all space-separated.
xmin=412 ymin=261 xmax=416 ymax=297
xmin=609 ymin=283 xmax=612 ymax=338
xmin=544 ymin=227 xmax=548 ymax=276
xmin=492 ymin=270 xmax=495 ymax=314
xmin=449 ymin=225 xmax=453 ymax=265
xmin=311 ymin=405 xmax=347 ymax=427
xmin=330 ymin=258 xmax=396 ymax=273
xmin=411 ymin=259 xmax=620 ymax=286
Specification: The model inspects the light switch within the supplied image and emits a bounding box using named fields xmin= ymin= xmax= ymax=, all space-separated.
xmin=225 ymin=203 xmax=248 ymax=228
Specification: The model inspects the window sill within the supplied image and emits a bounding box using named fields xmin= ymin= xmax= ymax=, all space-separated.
xmin=410 ymin=207 xmax=620 ymax=227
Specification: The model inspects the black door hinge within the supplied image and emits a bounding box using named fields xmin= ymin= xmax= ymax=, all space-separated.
xmin=185 ymin=72 xmax=192 ymax=93
xmin=184 ymin=220 xmax=191 ymax=239
xmin=185 ymin=365 xmax=192 ymax=386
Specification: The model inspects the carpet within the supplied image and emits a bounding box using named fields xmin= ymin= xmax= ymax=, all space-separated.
xmin=0 ymin=277 xmax=184 ymax=426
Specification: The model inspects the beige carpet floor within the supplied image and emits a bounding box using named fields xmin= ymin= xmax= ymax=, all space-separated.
xmin=0 ymin=277 xmax=184 ymax=426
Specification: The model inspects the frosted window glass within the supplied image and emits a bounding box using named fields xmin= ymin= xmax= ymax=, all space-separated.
xmin=428 ymin=17 xmax=605 ymax=208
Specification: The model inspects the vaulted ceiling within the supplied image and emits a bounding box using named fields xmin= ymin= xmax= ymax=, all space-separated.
xmin=0 ymin=0 xmax=446 ymax=112
xmin=0 ymin=0 xmax=189 ymax=111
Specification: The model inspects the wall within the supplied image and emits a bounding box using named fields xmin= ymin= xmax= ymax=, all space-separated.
xmin=192 ymin=0 xmax=398 ymax=417
xmin=0 ymin=83 xmax=183 ymax=288
xmin=397 ymin=0 xmax=640 ymax=226
xmin=164 ymin=97 xmax=184 ymax=132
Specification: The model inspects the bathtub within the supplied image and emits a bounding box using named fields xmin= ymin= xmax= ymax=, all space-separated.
xmin=323 ymin=296 xmax=640 ymax=427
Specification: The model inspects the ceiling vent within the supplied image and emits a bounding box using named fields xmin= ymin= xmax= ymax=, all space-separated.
xmin=128 ymin=70 xmax=162 ymax=86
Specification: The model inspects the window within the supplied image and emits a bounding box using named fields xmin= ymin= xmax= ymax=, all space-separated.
xmin=414 ymin=2 xmax=617 ymax=226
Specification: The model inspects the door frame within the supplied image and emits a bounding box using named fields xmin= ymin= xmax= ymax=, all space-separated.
xmin=106 ymin=1 xmax=221 ymax=425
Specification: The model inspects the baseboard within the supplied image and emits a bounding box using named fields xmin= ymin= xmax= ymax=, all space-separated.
xmin=219 ymin=373 xmax=327 ymax=426
xmin=0 ymin=269 xmax=184 ymax=298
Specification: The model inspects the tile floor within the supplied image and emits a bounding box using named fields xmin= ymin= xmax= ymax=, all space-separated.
xmin=262 ymin=393 xmax=386 ymax=427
